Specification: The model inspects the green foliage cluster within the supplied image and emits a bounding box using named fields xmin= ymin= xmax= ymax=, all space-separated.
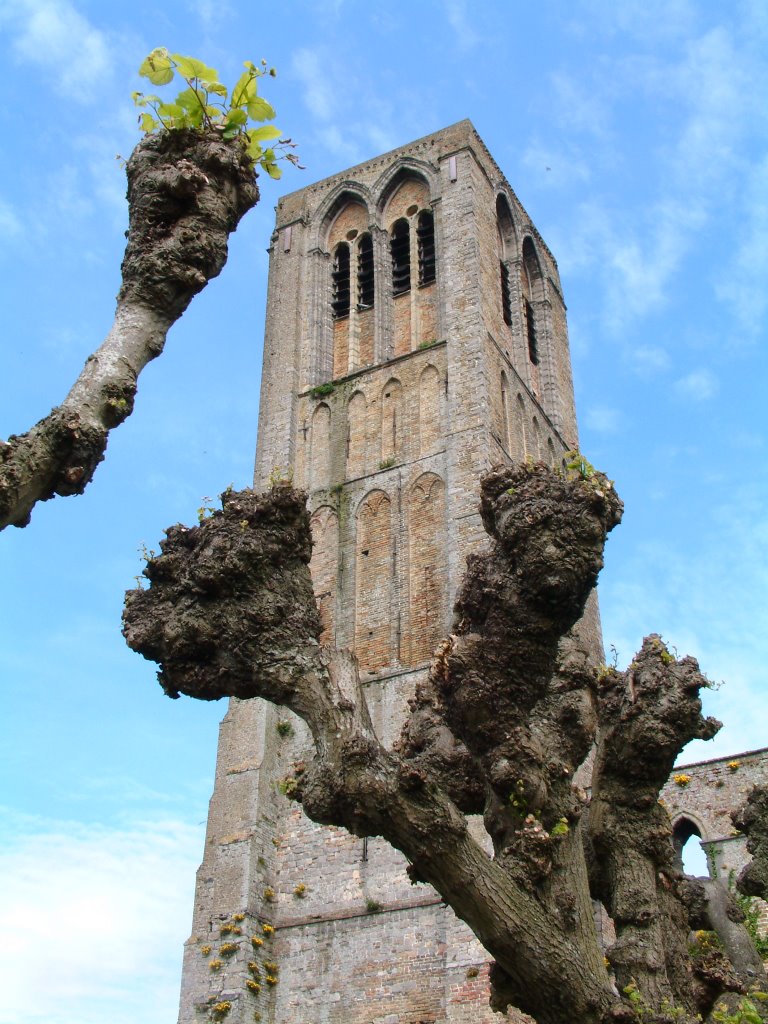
xmin=564 ymin=449 xmax=597 ymax=480
xmin=133 ymin=48 xmax=302 ymax=178
xmin=735 ymin=893 xmax=768 ymax=958
xmin=712 ymin=995 xmax=768 ymax=1024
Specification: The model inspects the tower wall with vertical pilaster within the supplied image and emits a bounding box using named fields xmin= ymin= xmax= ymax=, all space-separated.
xmin=178 ymin=120 xmax=595 ymax=1024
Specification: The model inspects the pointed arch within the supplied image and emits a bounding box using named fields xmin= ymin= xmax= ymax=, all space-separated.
xmin=346 ymin=390 xmax=367 ymax=479
xmin=672 ymin=815 xmax=710 ymax=877
xmin=315 ymin=186 xmax=372 ymax=249
xmin=380 ymin=377 xmax=403 ymax=464
xmin=531 ymin=415 xmax=542 ymax=461
xmin=310 ymin=403 xmax=331 ymax=490
xmin=496 ymin=193 xmax=518 ymax=257
xmin=355 ymin=490 xmax=393 ymax=671
xmin=521 ymin=237 xmax=543 ymax=391
xmin=515 ymin=393 xmax=527 ymax=459
xmin=376 ymin=164 xmax=433 ymax=216
xmin=499 ymin=371 xmax=511 ymax=452
xmin=497 ymin=195 xmax=517 ymax=330
xmin=418 ymin=364 xmax=441 ymax=456
xmin=547 ymin=437 xmax=556 ymax=467
xmin=309 ymin=506 xmax=339 ymax=645
xmin=407 ymin=473 xmax=447 ymax=665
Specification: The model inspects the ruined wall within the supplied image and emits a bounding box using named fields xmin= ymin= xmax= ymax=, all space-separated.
xmin=660 ymin=747 xmax=768 ymax=884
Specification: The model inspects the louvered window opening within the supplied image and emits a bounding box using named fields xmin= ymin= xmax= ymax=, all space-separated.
xmin=357 ymin=233 xmax=375 ymax=309
xmin=417 ymin=211 xmax=436 ymax=286
xmin=332 ymin=243 xmax=351 ymax=319
xmin=524 ymin=298 xmax=539 ymax=365
xmin=390 ymin=220 xmax=411 ymax=295
xmin=500 ymin=262 xmax=512 ymax=326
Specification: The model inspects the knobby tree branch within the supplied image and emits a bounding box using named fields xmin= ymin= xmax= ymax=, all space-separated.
xmin=123 ymin=465 xmax=765 ymax=1024
xmin=0 ymin=129 xmax=258 ymax=530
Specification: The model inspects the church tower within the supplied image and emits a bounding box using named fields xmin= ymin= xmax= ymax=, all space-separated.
xmin=178 ymin=120 xmax=596 ymax=1024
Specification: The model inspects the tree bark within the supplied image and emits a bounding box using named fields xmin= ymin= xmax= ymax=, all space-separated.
xmin=122 ymin=467 xmax=758 ymax=1024
xmin=0 ymin=129 xmax=258 ymax=529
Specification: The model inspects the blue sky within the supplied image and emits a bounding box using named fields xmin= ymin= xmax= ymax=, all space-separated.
xmin=1 ymin=2 xmax=766 ymax=1022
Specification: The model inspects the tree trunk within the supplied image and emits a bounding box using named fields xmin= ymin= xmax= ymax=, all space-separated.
xmin=0 ymin=128 xmax=258 ymax=529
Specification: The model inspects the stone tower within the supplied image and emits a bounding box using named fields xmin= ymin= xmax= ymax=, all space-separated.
xmin=178 ymin=120 xmax=596 ymax=1024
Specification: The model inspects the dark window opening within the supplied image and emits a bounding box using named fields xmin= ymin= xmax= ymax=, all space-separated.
xmin=500 ymin=261 xmax=512 ymax=326
xmin=524 ymin=297 xmax=539 ymax=365
xmin=390 ymin=219 xmax=411 ymax=295
xmin=332 ymin=243 xmax=350 ymax=319
xmin=673 ymin=818 xmax=709 ymax=877
xmin=357 ymin=233 xmax=374 ymax=309
xmin=417 ymin=211 xmax=436 ymax=286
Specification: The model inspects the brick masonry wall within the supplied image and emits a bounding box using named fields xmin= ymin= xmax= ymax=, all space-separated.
xmin=180 ymin=122 xmax=763 ymax=1024
xmin=660 ymin=747 xmax=768 ymax=884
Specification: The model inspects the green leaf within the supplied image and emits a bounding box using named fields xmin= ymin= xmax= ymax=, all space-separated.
xmin=157 ymin=102 xmax=184 ymax=119
xmin=265 ymin=161 xmax=283 ymax=179
xmin=206 ymin=81 xmax=228 ymax=97
xmin=247 ymin=96 xmax=276 ymax=122
xmin=245 ymin=137 xmax=264 ymax=161
xmin=226 ymin=108 xmax=248 ymax=127
xmin=139 ymin=48 xmax=174 ymax=86
xmin=174 ymin=87 xmax=204 ymax=125
xmin=172 ymin=54 xmax=218 ymax=81
xmin=231 ymin=70 xmax=257 ymax=107
xmin=248 ymin=125 xmax=281 ymax=142
xmin=139 ymin=112 xmax=159 ymax=133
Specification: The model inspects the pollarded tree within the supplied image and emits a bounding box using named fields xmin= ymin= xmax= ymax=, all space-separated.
xmin=0 ymin=49 xmax=299 ymax=531
xmin=122 ymin=461 xmax=768 ymax=1024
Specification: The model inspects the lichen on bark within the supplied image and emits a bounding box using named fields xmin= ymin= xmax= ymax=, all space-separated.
xmin=123 ymin=463 xmax=765 ymax=1024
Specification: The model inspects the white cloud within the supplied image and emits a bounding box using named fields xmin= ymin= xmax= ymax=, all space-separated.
xmin=193 ymin=0 xmax=234 ymax=28
xmin=291 ymin=47 xmax=336 ymax=122
xmin=600 ymin=482 xmax=768 ymax=759
xmin=547 ymin=13 xmax=767 ymax=333
xmin=716 ymin=154 xmax=768 ymax=335
xmin=570 ymin=0 xmax=696 ymax=42
xmin=289 ymin=47 xmax=422 ymax=169
xmin=3 ymin=0 xmax=112 ymax=100
xmin=585 ymin=406 xmax=623 ymax=434
xmin=0 ymin=808 xmax=202 ymax=1024
xmin=630 ymin=345 xmax=671 ymax=375
xmin=521 ymin=141 xmax=592 ymax=188
xmin=0 ymin=197 xmax=23 ymax=239
xmin=675 ymin=367 xmax=718 ymax=400
xmin=445 ymin=0 xmax=481 ymax=50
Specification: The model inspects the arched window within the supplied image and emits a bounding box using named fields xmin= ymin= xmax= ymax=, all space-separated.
xmin=672 ymin=817 xmax=710 ymax=877
xmin=515 ymin=394 xmax=527 ymax=459
xmin=522 ymin=237 xmax=543 ymax=368
xmin=500 ymin=262 xmax=512 ymax=326
xmin=407 ymin=474 xmax=447 ymax=665
xmin=310 ymin=403 xmax=332 ymax=490
xmin=500 ymin=371 xmax=511 ymax=451
xmin=390 ymin=219 xmax=410 ymax=295
xmin=417 ymin=211 xmax=436 ymax=286
xmin=346 ymin=391 xmax=367 ymax=479
xmin=357 ymin=233 xmax=374 ymax=309
xmin=525 ymin=298 xmax=539 ymax=365
xmin=309 ymin=506 xmax=339 ymax=645
xmin=496 ymin=195 xmax=517 ymax=329
xmin=355 ymin=491 xmax=393 ymax=671
xmin=331 ymin=242 xmax=350 ymax=319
